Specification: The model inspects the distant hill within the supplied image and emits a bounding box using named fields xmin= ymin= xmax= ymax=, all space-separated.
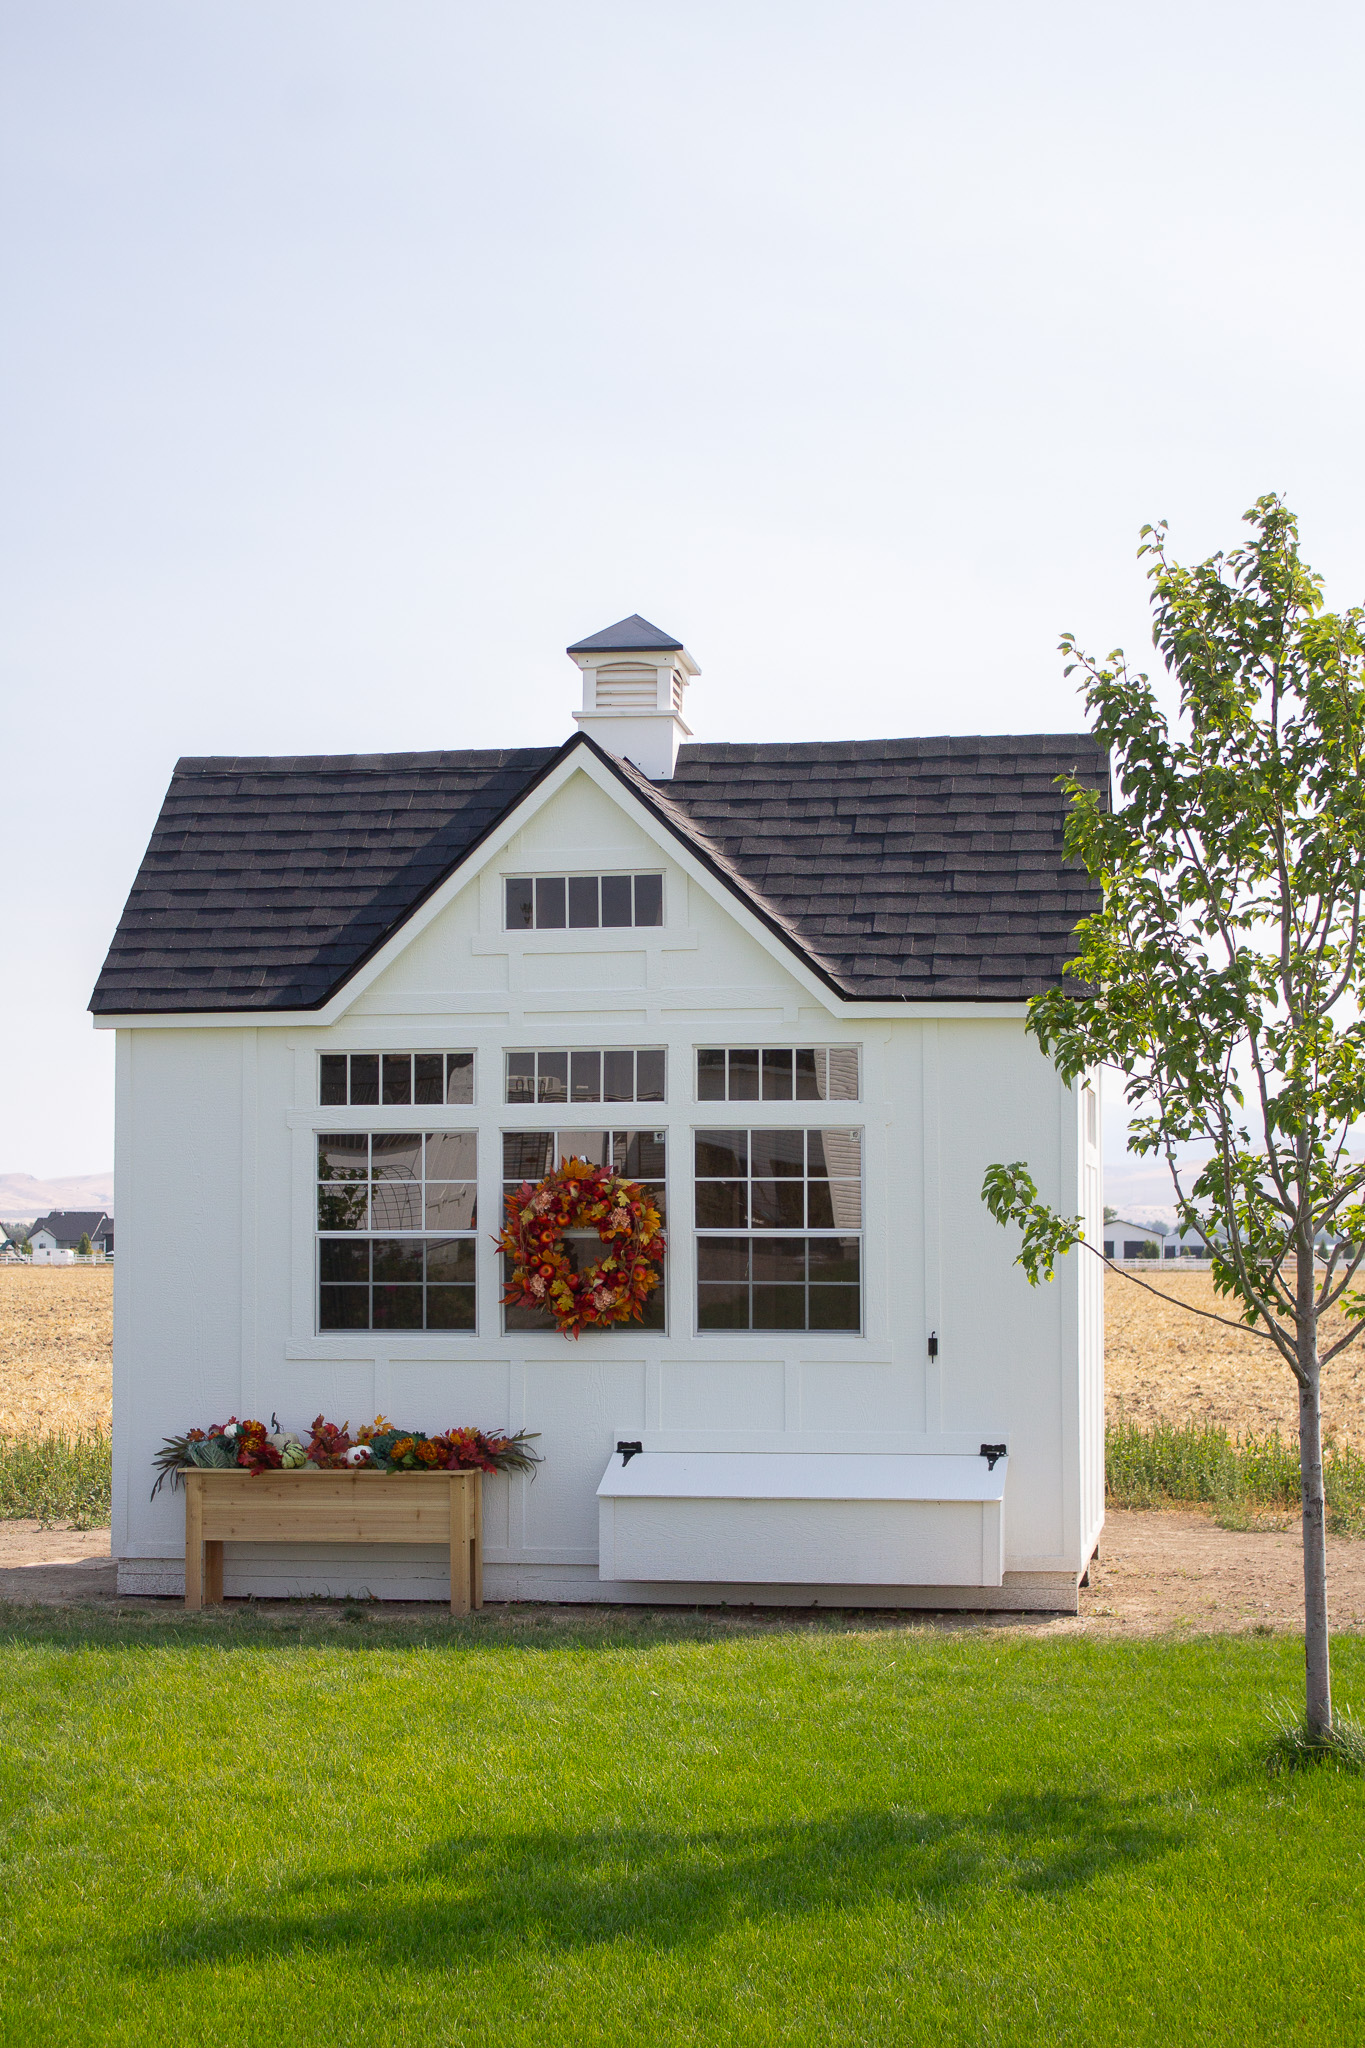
xmin=0 ymin=1172 xmax=115 ymax=1228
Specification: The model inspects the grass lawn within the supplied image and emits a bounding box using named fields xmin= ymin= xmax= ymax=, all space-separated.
xmin=1 ymin=1606 xmax=1363 ymax=2045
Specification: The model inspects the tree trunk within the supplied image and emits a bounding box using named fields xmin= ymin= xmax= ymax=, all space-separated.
xmin=1298 ymin=1315 xmax=1332 ymax=1740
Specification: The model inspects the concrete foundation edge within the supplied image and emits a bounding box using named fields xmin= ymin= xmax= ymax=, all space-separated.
xmin=116 ymin=1556 xmax=1080 ymax=1613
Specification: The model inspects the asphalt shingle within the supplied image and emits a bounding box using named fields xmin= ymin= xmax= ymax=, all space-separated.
xmin=90 ymin=731 xmax=1107 ymax=1012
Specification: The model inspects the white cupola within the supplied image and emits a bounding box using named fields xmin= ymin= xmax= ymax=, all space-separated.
xmin=567 ymin=614 xmax=698 ymax=779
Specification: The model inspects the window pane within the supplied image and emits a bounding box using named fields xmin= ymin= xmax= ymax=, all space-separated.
xmin=601 ymin=874 xmax=632 ymax=926
xmin=751 ymin=1180 xmax=805 ymax=1228
xmin=425 ymin=1184 xmax=477 ymax=1230
xmin=504 ymin=1132 xmax=555 ymax=1183
xmin=414 ymin=1054 xmax=444 ymax=1104
xmin=697 ymin=1049 xmax=726 ymax=1101
xmin=633 ymin=873 xmax=663 ymax=926
xmin=506 ymin=1052 xmax=536 ymax=1104
xmin=318 ymin=1184 xmax=369 ymax=1230
xmin=762 ymin=1049 xmax=794 ymax=1100
xmin=808 ymin=1236 xmax=861 ymax=1283
xmin=603 ymin=1049 xmax=634 ymax=1102
xmin=319 ymin=1239 xmax=370 ymax=1283
xmin=382 ymin=1054 xmax=412 ymax=1105
xmin=426 ymin=1238 xmax=476 ymax=1284
xmin=695 ymin=1180 xmax=747 ymax=1228
xmin=318 ymin=1133 xmax=367 ymax=1179
xmin=752 ymin=1285 xmax=806 ymax=1330
xmin=696 ymin=1130 xmax=747 ymax=1177
xmin=320 ymin=1054 xmax=348 ymax=1106
xmin=728 ymin=1049 xmax=759 ymax=1100
xmin=793 ymin=1048 xmax=823 ymax=1101
xmin=616 ymin=1131 xmax=666 ymax=1180
xmin=752 ymin=1130 xmax=805 ymax=1178
xmin=506 ymin=877 xmax=534 ymax=929
xmin=636 ymin=1049 xmax=666 ymax=1102
xmin=445 ymin=1052 xmax=475 ymax=1104
xmin=536 ymin=876 xmax=566 ymax=929
xmin=568 ymin=875 xmax=600 ymax=927
xmin=369 ymin=1181 xmax=422 ymax=1230
xmin=350 ymin=1054 xmax=379 ymax=1106
xmin=827 ymin=1048 xmax=860 ymax=1100
xmin=808 ymin=1286 xmax=861 ymax=1330
xmin=537 ymin=1051 xmax=569 ymax=1105
xmin=571 ymin=1050 xmax=602 ymax=1103
xmin=427 ymin=1286 xmax=476 ymax=1331
xmin=698 ymin=1284 xmax=749 ymax=1329
xmin=809 ymin=1128 xmax=862 ymax=1178
xmin=564 ymin=1130 xmax=609 ymax=1168
xmin=806 ymin=1181 xmax=836 ymax=1228
xmin=373 ymin=1286 xmax=423 ymax=1329
xmin=372 ymin=1239 xmax=424 ymax=1282
xmin=752 ymin=1237 xmax=807 ymax=1283
xmin=372 ymin=1133 xmax=423 ymax=1180
xmin=320 ymin=1286 xmax=370 ymax=1330
xmin=697 ymin=1236 xmax=750 ymax=1283
xmin=425 ymin=1132 xmax=476 ymax=1180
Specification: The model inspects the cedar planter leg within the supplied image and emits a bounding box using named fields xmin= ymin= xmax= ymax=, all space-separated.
xmin=471 ymin=1471 xmax=483 ymax=1610
xmin=184 ymin=1471 xmax=203 ymax=1612
xmin=204 ymin=1539 xmax=225 ymax=1605
xmin=449 ymin=1472 xmax=470 ymax=1617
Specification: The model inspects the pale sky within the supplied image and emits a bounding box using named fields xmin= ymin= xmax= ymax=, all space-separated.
xmin=4 ymin=1 xmax=1365 ymax=1187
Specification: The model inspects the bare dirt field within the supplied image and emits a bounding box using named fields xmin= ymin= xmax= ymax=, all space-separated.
xmin=0 ymin=1266 xmax=112 ymax=1436
xmin=3 ymin=1263 xmax=1365 ymax=1447
xmin=1105 ymin=1266 xmax=1365 ymax=1449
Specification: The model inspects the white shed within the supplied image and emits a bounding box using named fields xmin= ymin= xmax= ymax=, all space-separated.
xmin=92 ymin=615 xmax=1108 ymax=1612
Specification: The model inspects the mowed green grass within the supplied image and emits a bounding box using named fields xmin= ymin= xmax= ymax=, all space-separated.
xmin=1 ymin=1607 xmax=1362 ymax=2047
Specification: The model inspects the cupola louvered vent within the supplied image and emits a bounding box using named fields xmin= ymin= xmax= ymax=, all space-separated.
xmin=595 ymin=662 xmax=660 ymax=708
xmin=566 ymin=615 xmax=699 ymax=779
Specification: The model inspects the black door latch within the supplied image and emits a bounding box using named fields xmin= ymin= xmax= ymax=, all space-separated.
xmin=617 ymin=1441 xmax=643 ymax=1465
xmin=979 ymin=1442 xmax=1007 ymax=1470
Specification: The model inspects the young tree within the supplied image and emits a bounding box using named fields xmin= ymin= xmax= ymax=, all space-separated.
xmin=983 ymin=496 xmax=1365 ymax=1743
xmin=76 ymin=1234 xmax=93 ymax=1257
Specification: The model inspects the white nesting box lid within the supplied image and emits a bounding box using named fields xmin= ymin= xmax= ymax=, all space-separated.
xmin=596 ymin=1451 xmax=1007 ymax=1503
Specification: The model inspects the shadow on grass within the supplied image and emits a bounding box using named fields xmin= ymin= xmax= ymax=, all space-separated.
xmin=0 ymin=1598 xmax=1067 ymax=1656
xmin=132 ymin=1795 xmax=1183 ymax=1974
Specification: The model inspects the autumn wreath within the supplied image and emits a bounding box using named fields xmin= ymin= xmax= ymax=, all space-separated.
xmin=496 ymin=1156 xmax=666 ymax=1338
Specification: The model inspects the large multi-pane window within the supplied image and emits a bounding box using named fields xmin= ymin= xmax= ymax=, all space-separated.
xmin=317 ymin=1132 xmax=477 ymax=1331
xmin=696 ymin=1047 xmax=860 ymax=1102
xmin=500 ymin=1129 xmax=667 ymax=1332
xmin=505 ymin=873 xmax=663 ymax=930
xmin=505 ymin=1048 xmax=665 ymax=1105
xmin=319 ymin=1052 xmax=474 ymax=1107
xmin=694 ymin=1128 xmax=862 ymax=1331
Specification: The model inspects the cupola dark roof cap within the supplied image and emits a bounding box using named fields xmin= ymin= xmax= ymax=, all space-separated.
xmin=566 ymin=614 xmax=684 ymax=654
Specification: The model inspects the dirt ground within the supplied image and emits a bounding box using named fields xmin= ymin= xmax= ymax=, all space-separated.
xmin=0 ymin=1266 xmax=112 ymax=1435
xmin=2 ymin=1511 xmax=1363 ymax=1633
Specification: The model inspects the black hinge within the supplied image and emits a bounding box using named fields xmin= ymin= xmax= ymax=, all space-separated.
xmin=980 ymin=1442 xmax=1007 ymax=1470
xmin=617 ymin=1440 xmax=643 ymax=1465
xmin=927 ymin=1330 xmax=938 ymax=1359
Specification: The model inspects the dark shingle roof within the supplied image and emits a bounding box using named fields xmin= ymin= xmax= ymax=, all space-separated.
xmin=31 ymin=1211 xmax=112 ymax=1245
xmin=566 ymin=615 xmax=684 ymax=653
xmin=91 ymin=731 xmax=1107 ymax=1014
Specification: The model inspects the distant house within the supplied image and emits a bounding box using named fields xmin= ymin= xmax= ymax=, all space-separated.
xmin=28 ymin=1210 xmax=114 ymax=1260
xmin=1103 ymin=1217 xmax=1166 ymax=1261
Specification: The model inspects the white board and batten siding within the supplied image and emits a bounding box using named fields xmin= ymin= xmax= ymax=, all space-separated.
xmin=108 ymin=762 xmax=1103 ymax=1609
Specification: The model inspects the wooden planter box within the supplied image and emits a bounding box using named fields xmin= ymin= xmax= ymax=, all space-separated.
xmin=181 ymin=1467 xmax=482 ymax=1614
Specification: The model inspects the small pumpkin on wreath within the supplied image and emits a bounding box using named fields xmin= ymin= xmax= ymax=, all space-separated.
xmin=496 ymin=1156 xmax=666 ymax=1338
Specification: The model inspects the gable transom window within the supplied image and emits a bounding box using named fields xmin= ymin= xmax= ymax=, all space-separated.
xmin=694 ymin=1128 xmax=862 ymax=1332
xmin=319 ymin=1052 xmax=474 ymax=1107
xmin=504 ymin=873 xmax=663 ymax=931
xmin=501 ymin=1130 xmax=666 ymax=1332
xmin=505 ymin=1048 xmax=665 ymax=1105
xmin=316 ymin=1132 xmax=477 ymax=1331
xmin=696 ymin=1047 xmax=860 ymax=1103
